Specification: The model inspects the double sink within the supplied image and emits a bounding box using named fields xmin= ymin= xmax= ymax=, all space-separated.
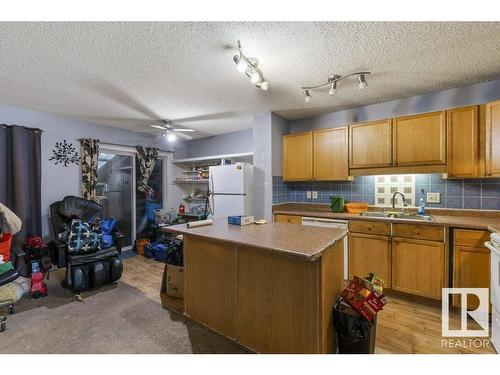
xmin=360 ymin=211 xmax=435 ymax=222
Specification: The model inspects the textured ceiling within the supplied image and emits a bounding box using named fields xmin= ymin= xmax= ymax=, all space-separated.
xmin=0 ymin=22 xmax=500 ymax=137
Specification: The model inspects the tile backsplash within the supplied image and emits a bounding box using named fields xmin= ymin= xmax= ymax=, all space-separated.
xmin=272 ymin=174 xmax=500 ymax=210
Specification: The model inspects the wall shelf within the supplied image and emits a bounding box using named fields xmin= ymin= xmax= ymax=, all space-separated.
xmin=173 ymin=179 xmax=209 ymax=184
xmin=172 ymin=152 xmax=253 ymax=164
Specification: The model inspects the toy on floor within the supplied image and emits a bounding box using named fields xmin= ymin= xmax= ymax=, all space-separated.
xmin=30 ymin=271 xmax=47 ymax=299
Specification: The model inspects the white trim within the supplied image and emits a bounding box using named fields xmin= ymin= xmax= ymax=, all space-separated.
xmin=100 ymin=142 xmax=173 ymax=156
xmin=172 ymin=152 xmax=253 ymax=164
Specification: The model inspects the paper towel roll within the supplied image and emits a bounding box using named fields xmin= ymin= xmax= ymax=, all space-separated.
xmin=187 ymin=219 xmax=213 ymax=229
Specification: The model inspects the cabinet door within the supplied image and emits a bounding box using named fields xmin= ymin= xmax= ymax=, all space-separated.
xmin=453 ymin=245 xmax=490 ymax=309
xmin=393 ymin=111 xmax=446 ymax=166
xmin=313 ymin=127 xmax=349 ymax=180
xmin=447 ymin=106 xmax=481 ymax=178
xmin=486 ymin=100 xmax=500 ymax=177
xmin=348 ymin=233 xmax=391 ymax=287
xmin=349 ymin=120 xmax=392 ymax=168
xmin=391 ymin=238 xmax=445 ymax=300
xmin=274 ymin=214 xmax=302 ymax=224
xmin=283 ymin=132 xmax=313 ymax=181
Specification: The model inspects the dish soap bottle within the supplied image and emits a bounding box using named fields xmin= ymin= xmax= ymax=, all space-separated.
xmin=417 ymin=198 xmax=426 ymax=215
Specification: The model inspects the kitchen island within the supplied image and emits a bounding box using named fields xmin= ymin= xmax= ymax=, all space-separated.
xmin=164 ymin=219 xmax=347 ymax=353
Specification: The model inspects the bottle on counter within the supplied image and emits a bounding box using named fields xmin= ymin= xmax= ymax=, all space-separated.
xmin=417 ymin=198 xmax=426 ymax=215
xmin=178 ymin=203 xmax=185 ymax=214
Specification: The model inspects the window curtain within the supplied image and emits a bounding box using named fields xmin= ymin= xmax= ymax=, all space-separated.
xmin=80 ymin=139 xmax=99 ymax=201
xmin=136 ymin=146 xmax=159 ymax=196
xmin=0 ymin=124 xmax=42 ymax=249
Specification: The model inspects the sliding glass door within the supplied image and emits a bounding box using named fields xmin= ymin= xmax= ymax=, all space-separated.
xmin=97 ymin=150 xmax=135 ymax=249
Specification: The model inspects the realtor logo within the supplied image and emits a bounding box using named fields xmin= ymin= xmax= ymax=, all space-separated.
xmin=442 ymin=288 xmax=489 ymax=337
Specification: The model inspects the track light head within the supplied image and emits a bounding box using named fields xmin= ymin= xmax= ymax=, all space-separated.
xmin=358 ymin=74 xmax=368 ymax=90
xmin=304 ymin=90 xmax=312 ymax=103
xmin=329 ymin=81 xmax=337 ymax=96
xmin=260 ymin=81 xmax=269 ymax=91
xmin=234 ymin=54 xmax=248 ymax=73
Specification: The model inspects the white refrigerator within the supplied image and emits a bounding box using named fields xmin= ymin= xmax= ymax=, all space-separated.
xmin=209 ymin=164 xmax=254 ymax=218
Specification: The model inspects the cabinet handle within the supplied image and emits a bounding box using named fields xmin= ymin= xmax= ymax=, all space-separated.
xmin=368 ymin=227 xmax=372 ymax=231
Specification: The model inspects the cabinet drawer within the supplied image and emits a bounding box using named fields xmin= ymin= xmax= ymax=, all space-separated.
xmin=453 ymin=229 xmax=490 ymax=247
xmin=348 ymin=220 xmax=391 ymax=236
xmin=392 ymin=223 xmax=444 ymax=242
xmin=274 ymin=214 xmax=302 ymax=224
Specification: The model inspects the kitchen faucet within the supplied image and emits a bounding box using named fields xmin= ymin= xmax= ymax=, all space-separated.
xmin=392 ymin=191 xmax=407 ymax=214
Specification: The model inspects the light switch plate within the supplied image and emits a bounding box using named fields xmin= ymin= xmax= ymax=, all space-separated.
xmin=306 ymin=191 xmax=312 ymax=199
xmin=427 ymin=192 xmax=440 ymax=203
xmin=312 ymin=191 xmax=318 ymax=199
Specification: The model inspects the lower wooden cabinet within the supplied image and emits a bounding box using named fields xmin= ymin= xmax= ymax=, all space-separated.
xmin=391 ymin=238 xmax=446 ymax=300
xmin=348 ymin=233 xmax=392 ymax=288
xmin=452 ymin=229 xmax=491 ymax=309
xmin=273 ymin=214 xmax=302 ymax=224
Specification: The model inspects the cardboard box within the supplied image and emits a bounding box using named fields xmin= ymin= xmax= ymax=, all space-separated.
xmin=166 ymin=264 xmax=184 ymax=299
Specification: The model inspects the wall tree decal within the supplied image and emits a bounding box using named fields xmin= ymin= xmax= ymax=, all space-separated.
xmin=49 ymin=140 xmax=79 ymax=167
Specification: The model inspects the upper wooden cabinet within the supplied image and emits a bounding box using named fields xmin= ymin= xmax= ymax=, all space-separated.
xmin=447 ymin=106 xmax=481 ymax=178
xmin=349 ymin=120 xmax=392 ymax=168
xmin=393 ymin=111 xmax=446 ymax=166
xmin=486 ymin=100 xmax=500 ymax=177
xmin=313 ymin=127 xmax=349 ymax=180
xmin=283 ymin=132 xmax=313 ymax=181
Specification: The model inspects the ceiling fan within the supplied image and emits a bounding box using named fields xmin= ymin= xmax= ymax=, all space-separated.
xmin=134 ymin=119 xmax=195 ymax=141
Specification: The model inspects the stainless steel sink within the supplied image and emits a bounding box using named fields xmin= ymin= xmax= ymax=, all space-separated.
xmin=360 ymin=211 xmax=435 ymax=222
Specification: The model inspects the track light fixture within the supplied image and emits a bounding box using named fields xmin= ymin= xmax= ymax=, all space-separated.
xmin=233 ymin=40 xmax=269 ymax=91
xmin=301 ymin=71 xmax=370 ymax=103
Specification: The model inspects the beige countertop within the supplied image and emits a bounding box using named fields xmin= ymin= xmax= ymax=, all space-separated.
xmin=164 ymin=218 xmax=347 ymax=261
xmin=273 ymin=204 xmax=500 ymax=231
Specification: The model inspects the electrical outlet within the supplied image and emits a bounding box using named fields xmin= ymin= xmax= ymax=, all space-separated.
xmin=312 ymin=191 xmax=318 ymax=199
xmin=306 ymin=191 xmax=312 ymax=199
xmin=427 ymin=192 xmax=440 ymax=203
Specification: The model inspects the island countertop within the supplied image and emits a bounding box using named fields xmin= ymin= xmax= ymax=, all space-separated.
xmin=164 ymin=219 xmax=347 ymax=261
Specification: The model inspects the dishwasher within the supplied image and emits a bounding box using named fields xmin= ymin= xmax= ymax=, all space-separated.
xmin=301 ymin=217 xmax=349 ymax=280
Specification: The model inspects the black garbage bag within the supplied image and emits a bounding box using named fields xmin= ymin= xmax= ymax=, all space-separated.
xmin=165 ymin=239 xmax=183 ymax=266
xmin=333 ymin=299 xmax=377 ymax=354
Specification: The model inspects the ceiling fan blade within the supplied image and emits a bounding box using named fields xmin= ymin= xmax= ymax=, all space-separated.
xmin=151 ymin=124 xmax=167 ymax=130
xmin=175 ymin=132 xmax=193 ymax=140
xmin=133 ymin=129 xmax=160 ymax=132
xmin=173 ymin=128 xmax=195 ymax=132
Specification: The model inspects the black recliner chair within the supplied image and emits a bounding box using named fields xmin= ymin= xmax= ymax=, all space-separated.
xmin=49 ymin=196 xmax=124 ymax=293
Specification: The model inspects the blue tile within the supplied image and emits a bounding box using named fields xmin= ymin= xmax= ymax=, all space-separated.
xmin=351 ymin=195 xmax=363 ymax=202
xmin=415 ymin=184 xmax=427 ymax=195
xmin=430 ymin=184 xmax=445 ymax=195
xmin=481 ymin=184 xmax=500 ymax=198
xmin=481 ymin=198 xmax=500 ymax=210
xmin=446 ymin=181 xmax=463 ymax=196
xmin=464 ymin=183 xmax=481 ymax=196
xmin=431 ymin=174 xmax=445 ymax=184
xmin=343 ymin=192 xmax=352 ymax=202
xmin=464 ymin=178 xmax=483 ymax=184
xmin=464 ymin=197 xmax=481 ymax=209
xmin=446 ymin=196 xmax=463 ymax=209
xmin=415 ymin=174 xmax=430 ymax=185
xmin=482 ymin=178 xmax=500 ymax=184
xmin=363 ymin=184 xmax=375 ymax=195
xmin=365 ymin=196 xmax=375 ymax=205
xmin=352 ymin=184 xmax=362 ymax=195
xmin=429 ymin=202 xmax=445 ymax=208
xmin=362 ymin=176 xmax=375 ymax=184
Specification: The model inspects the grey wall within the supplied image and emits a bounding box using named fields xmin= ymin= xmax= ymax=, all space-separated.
xmin=173 ymin=128 xmax=253 ymax=159
xmin=0 ymin=102 xmax=170 ymax=239
xmin=271 ymin=113 xmax=290 ymax=176
xmin=290 ymin=79 xmax=500 ymax=133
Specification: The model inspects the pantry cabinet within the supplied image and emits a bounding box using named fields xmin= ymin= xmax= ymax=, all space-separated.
xmin=447 ymin=106 xmax=481 ymax=178
xmin=282 ymin=132 xmax=313 ymax=181
xmin=313 ymin=127 xmax=349 ymax=181
xmin=452 ymin=229 xmax=491 ymax=309
xmin=392 ymin=111 xmax=447 ymax=166
xmin=485 ymin=100 xmax=500 ymax=177
xmin=349 ymin=120 xmax=393 ymax=168
xmin=391 ymin=237 xmax=446 ymax=300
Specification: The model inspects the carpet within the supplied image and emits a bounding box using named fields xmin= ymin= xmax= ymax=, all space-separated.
xmin=0 ymin=270 xmax=246 ymax=354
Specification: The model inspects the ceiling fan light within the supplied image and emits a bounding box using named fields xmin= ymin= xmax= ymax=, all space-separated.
xmin=260 ymin=81 xmax=269 ymax=91
xmin=304 ymin=90 xmax=312 ymax=103
xmin=358 ymin=74 xmax=368 ymax=90
xmin=250 ymin=69 xmax=261 ymax=84
xmin=167 ymin=133 xmax=176 ymax=142
xmin=328 ymin=82 xmax=337 ymax=96
xmin=234 ymin=55 xmax=248 ymax=73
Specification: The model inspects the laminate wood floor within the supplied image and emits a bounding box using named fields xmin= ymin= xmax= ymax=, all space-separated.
xmin=122 ymin=255 xmax=496 ymax=354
